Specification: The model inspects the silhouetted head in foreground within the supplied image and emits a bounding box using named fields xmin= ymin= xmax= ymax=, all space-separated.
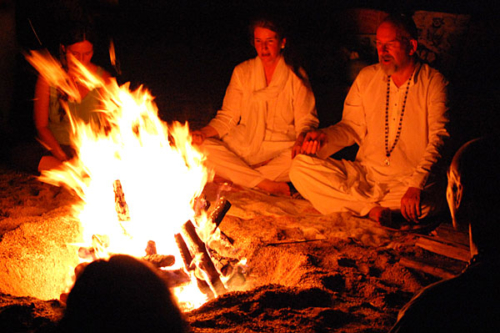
xmin=447 ymin=136 xmax=500 ymax=258
xmin=58 ymin=254 xmax=186 ymax=333
xmin=391 ymin=137 xmax=500 ymax=332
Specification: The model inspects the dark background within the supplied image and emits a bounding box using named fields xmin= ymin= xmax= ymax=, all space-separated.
xmin=2 ymin=0 xmax=499 ymax=168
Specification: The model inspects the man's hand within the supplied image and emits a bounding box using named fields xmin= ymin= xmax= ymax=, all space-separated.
xmin=299 ymin=131 xmax=326 ymax=156
xmin=401 ymin=187 xmax=422 ymax=223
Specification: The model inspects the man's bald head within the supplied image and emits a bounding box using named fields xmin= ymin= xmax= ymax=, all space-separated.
xmin=447 ymin=137 xmax=500 ymax=254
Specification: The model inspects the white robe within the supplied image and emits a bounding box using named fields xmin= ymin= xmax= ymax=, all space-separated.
xmin=203 ymin=56 xmax=318 ymax=188
xmin=290 ymin=63 xmax=449 ymax=216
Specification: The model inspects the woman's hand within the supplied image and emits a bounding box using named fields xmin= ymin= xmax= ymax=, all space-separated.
xmin=292 ymin=133 xmax=305 ymax=159
xmin=191 ymin=125 xmax=219 ymax=145
xmin=191 ymin=130 xmax=206 ymax=145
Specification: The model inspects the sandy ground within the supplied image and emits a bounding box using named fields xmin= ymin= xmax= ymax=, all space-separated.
xmin=2 ymin=3 xmax=496 ymax=331
xmin=0 ymin=166 xmax=467 ymax=333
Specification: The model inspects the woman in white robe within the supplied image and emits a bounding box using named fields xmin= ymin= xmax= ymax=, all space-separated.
xmin=191 ymin=16 xmax=318 ymax=196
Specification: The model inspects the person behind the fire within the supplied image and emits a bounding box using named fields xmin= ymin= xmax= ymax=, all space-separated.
xmin=58 ymin=254 xmax=187 ymax=333
xmin=33 ymin=24 xmax=111 ymax=172
xmin=390 ymin=137 xmax=500 ymax=332
xmin=190 ymin=14 xmax=319 ymax=197
xmin=290 ymin=13 xmax=449 ymax=227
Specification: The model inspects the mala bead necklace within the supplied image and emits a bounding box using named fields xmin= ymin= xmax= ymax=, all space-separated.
xmin=384 ymin=73 xmax=412 ymax=166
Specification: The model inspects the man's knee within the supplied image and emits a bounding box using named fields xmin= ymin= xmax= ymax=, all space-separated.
xmin=290 ymin=154 xmax=308 ymax=178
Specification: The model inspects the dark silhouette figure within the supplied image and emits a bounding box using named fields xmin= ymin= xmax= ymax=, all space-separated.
xmin=391 ymin=137 xmax=500 ymax=332
xmin=58 ymin=254 xmax=187 ymax=333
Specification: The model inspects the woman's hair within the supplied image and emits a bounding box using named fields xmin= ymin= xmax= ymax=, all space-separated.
xmin=55 ymin=24 xmax=97 ymax=106
xmin=58 ymin=254 xmax=186 ymax=333
xmin=249 ymin=15 xmax=287 ymax=45
xmin=60 ymin=24 xmax=97 ymax=48
xmin=58 ymin=24 xmax=97 ymax=69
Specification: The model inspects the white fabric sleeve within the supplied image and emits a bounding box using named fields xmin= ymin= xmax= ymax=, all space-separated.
xmin=208 ymin=67 xmax=243 ymax=138
xmin=292 ymin=68 xmax=319 ymax=135
xmin=405 ymin=72 xmax=449 ymax=189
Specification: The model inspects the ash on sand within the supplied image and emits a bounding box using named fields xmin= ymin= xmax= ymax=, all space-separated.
xmin=0 ymin=167 xmax=465 ymax=333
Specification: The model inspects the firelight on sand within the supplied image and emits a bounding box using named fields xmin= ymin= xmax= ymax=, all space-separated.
xmin=25 ymin=50 xmax=239 ymax=310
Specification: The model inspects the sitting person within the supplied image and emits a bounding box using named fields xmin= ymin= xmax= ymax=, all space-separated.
xmin=290 ymin=13 xmax=450 ymax=225
xmin=58 ymin=254 xmax=187 ymax=333
xmin=33 ymin=24 xmax=111 ymax=172
xmin=191 ymin=14 xmax=319 ymax=197
xmin=390 ymin=137 xmax=500 ymax=332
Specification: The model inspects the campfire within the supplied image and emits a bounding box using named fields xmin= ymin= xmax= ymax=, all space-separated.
xmin=25 ymin=50 xmax=246 ymax=311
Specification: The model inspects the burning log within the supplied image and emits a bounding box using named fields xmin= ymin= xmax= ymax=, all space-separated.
xmin=180 ymin=220 xmax=226 ymax=296
xmin=143 ymin=254 xmax=176 ymax=268
xmin=174 ymin=233 xmax=193 ymax=270
xmin=175 ymin=232 xmax=214 ymax=296
xmin=113 ymin=179 xmax=130 ymax=222
xmin=78 ymin=248 xmax=181 ymax=273
xmin=202 ymin=196 xmax=233 ymax=246
xmin=193 ymin=194 xmax=210 ymax=217
xmin=77 ymin=193 xmax=236 ymax=299
xmin=145 ymin=240 xmax=157 ymax=255
xmin=206 ymin=248 xmax=239 ymax=277
xmin=113 ymin=179 xmax=133 ymax=238
xmin=208 ymin=196 xmax=231 ymax=228
xmin=200 ymin=196 xmax=239 ymax=279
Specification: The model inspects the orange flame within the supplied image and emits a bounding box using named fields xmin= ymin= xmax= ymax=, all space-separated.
xmin=26 ymin=50 xmax=216 ymax=310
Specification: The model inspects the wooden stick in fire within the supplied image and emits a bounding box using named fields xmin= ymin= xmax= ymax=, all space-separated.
xmin=113 ymin=179 xmax=130 ymax=222
xmin=208 ymin=196 xmax=231 ymax=230
xmin=143 ymin=240 xmax=176 ymax=268
xmin=181 ymin=220 xmax=226 ymax=296
xmin=204 ymin=196 xmax=233 ymax=246
xmin=174 ymin=232 xmax=214 ymax=297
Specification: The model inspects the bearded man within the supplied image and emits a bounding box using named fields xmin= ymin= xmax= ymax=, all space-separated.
xmin=290 ymin=13 xmax=450 ymax=227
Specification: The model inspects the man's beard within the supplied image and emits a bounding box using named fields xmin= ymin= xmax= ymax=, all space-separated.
xmin=380 ymin=58 xmax=397 ymax=75
xmin=378 ymin=56 xmax=398 ymax=75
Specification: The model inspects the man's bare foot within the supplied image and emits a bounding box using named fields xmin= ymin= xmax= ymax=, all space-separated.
xmin=369 ymin=206 xmax=392 ymax=225
xmin=257 ymin=179 xmax=291 ymax=196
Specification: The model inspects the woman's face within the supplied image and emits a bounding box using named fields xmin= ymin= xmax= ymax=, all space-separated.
xmin=64 ymin=40 xmax=94 ymax=69
xmin=253 ymin=27 xmax=286 ymax=67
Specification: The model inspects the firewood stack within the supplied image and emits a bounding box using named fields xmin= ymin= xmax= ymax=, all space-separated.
xmin=174 ymin=196 xmax=236 ymax=298
xmin=75 ymin=187 xmax=240 ymax=300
